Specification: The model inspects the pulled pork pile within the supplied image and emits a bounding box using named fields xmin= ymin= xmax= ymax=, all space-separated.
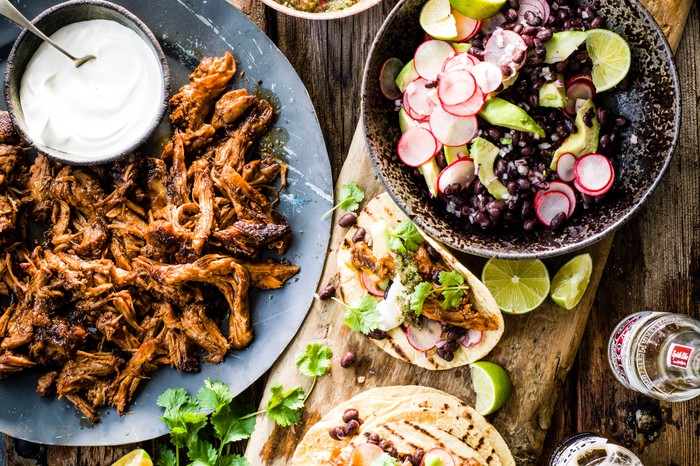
xmin=0 ymin=52 xmax=298 ymax=422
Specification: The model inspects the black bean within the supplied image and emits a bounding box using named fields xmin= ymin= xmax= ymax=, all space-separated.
xmin=368 ymin=433 xmax=381 ymax=444
xmin=436 ymin=347 xmax=454 ymax=361
xmin=512 ymin=23 xmax=524 ymax=34
xmin=523 ymin=26 xmax=540 ymax=36
xmin=475 ymin=211 xmax=489 ymax=225
xmin=444 ymin=182 xmax=460 ymax=196
xmin=589 ymin=16 xmax=604 ymax=28
xmin=512 ymin=131 xmax=521 ymax=145
xmin=599 ymin=133 xmax=611 ymax=149
xmin=424 ymin=243 xmax=441 ymax=262
xmin=536 ymin=28 xmax=553 ymax=41
xmin=555 ymin=60 xmax=568 ymax=72
xmin=570 ymin=18 xmax=583 ymax=28
xmin=495 ymin=158 xmax=508 ymax=175
xmin=368 ymin=329 xmax=387 ymax=340
xmin=557 ymin=9 xmax=569 ymax=20
xmin=527 ymin=11 xmax=543 ymax=25
xmin=522 ymin=34 xmax=535 ymax=47
xmin=413 ymin=449 xmax=425 ymax=466
xmin=500 ymin=63 xmax=514 ymax=76
xmin=517 ymin=178 xmax=531 ymax=191
xmin=549 ymin=211 xmax=566 ymax=229
xmin=563 ymin=117 xmax=576 ymax=133
xmin=488 ymin=127 xmax=503 ymax=140
xmin=446 ymin=328 xmax=467 ymax=341
xmin=597 ymin=107 xmax=610 ymax=126
xmin=431 ymin=269 xmax=443 ymax=284
xmin=527 ymin=55 xmax=544 ymax=66
xmin=493 ymin=200 xmax=507 ymax=211
xmin=470 ymin=37 xmax=483 ymax=48
xmin=582 ymin=109 xmax=593 ymax=127
xmin=615 ymin=116 xmax=629 ymax=127
xmin=507 ymin=0 xmax=519 ymax=9
xmin=379 ymin=439 xmax=394 ymax=451
xmin=443 ymin=341 xmax=460 ymax=352
xmin=609 ymin=132 xmax=618 ymax=143
xmin=338 ymin=212 xmax=358 ymax=227
xmin=574 ymin=49 xmax=589 ymax=62
xmin=505 ymin=8 xmax=518 ymax=22
xmin=470 ymin=48 xmax=485 ymax=59
xmin=472 ymin=179 xmax=484 ymax=195
xmin=435 ymin=152 xmax=447 ymax=169
xmin=488 ymin=208 xmax=501 ymax=222
xmin=340 ymin=352 xmax=355 ymax=368
xmin=584 ymin=6 xmax=595 ymax=18
xmin=513 ymin=50 xmax=526 ymax=64
xmin=507 ymin=181 xmax=519 ymax=195
xmin=329 ymin=426 xmax=346 ymax=440
xmin=352 ymin=227 xmax=366 ymax=243
xmin=342 ymin=408 xmax=359 ymax=422
xmin=344 ymin=419 xmax=360 ymax=436
xmin=563 ymin=19 xmax=571 ymax=29
xmin=318 ymin=285 xmax=336 ymax=300
xmin=523 ymin=218 xmax=539 ymax=231
xmin=521 ymin=199 xmax=533 ymax=217
xmin=520 ymin=145 xmax=535 ymax=156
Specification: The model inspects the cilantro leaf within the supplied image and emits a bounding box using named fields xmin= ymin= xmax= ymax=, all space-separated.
xmin=265 ymin=383 xmax=305 ymax=427
xmin=197 ymin=378 xmax=234 ymax=414
xmin=370 ymin=453 xmax=399 ymax=466
xmin=389 ymin=219 xmax=424 ymax=252
xmin=439 ymin=270 xmax=464 ymax=287
xmin=321 ymin=182 xmax=365 ymax=220
xmin=342 ymin=295 xmax=380 ymax=334
xmin=295 ymin=342 xmax=333 ymax=378
xmin=409 ymin=281 xmax=433 ymax=314
xmin=438 ymin=270 xmax=469 ymax=309
xmin=155 ymin=445 xmax=177 ymax=466
xmin=157 ymin=388 xmax=199 ymax=430
xmin=187 ymin=437 xmax=218 ymax=465
xmin=169 ymin=411 xmax=208 ymax=448
xmin=211 ymin=401 xmax=256 ymax=444
xmin=217 ymin=454 xmax=250 ymax=466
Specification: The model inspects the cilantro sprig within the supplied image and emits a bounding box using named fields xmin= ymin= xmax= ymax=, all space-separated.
xmin=155 ymin=343 xmax=332 ymax=466
xmin=409 ymin=270 xmax=470 ymax=314
xmin=321 ymin=182 xmax=365 ymax=220
xmin=371 ymin=453 xmax=399 ymax=466
xmin=388 ymin=218 xmax=424 ymax=252
xmin=331 ymin=295 xmax=380 ymax=334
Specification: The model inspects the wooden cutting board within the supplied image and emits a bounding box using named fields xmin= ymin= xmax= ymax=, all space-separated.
xmin=244 ymin=1 xmax=692 ymax=463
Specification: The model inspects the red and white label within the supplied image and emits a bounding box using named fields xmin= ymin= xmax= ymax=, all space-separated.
xmin=667 ymin=344 xmax=694 ymax=369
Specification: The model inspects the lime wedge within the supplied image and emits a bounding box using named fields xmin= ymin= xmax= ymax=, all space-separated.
xmin=420 ymin=0 xmax=458 ymax=41
xmin=469 ymin=361 xmax=512 ymax=415
xmin=585 ymin=29 xmax=631 ymax=92
xmin=550 ymin=253 xmax=593 ymax=310
xmin=449 ymin=0 xmax=506 ymax=21
xmin=481 ymin=258 xmax=550 ymax=314
xmin=111 ymin=449 xmax=153 ymax=466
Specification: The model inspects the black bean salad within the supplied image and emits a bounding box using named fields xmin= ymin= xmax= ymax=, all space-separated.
xmin=379 ymin=0 xmax=632 ymax=230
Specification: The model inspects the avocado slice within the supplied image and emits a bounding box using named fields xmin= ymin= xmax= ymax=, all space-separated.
xmin=444 ymin=144 xmax=468 ymax=164
xmin=550 ymin=99 xmax=599 ymax=170
xmin=452 ymin=42 xmax=471 ymax=53
xmin=398 ymin=107 xmax=418 ymax=133
xmin=419 ymin=159 xmax=440 ymax=198
xmin=501 ymin=71 xmax=519 ymax=90
xmin=544 ymin=31 xmax=588 ymax=64
xmin=395 ymin=59 xmax=420 ymax=93
xmin=479 ymin=97 xmax=545 ymax=138
xmin=539 ymin=75 xmax=568 ymax=108
xmin=470 ymin=137 xmax=508 ymax=200
xmin=422 ymin=454 xmax=445 ymax=466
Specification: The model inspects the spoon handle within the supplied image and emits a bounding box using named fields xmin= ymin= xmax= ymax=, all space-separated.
xmin=0 ymin=0 xmax=79 ymax=61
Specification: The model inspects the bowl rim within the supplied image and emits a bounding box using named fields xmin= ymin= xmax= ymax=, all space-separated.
xmin=3 ymin=0 xmax=171 ymax=166
xmin=259 ymin=0 xmax=383 ymax=20
xmin=360 ymin=0 xmax=681 ymax=260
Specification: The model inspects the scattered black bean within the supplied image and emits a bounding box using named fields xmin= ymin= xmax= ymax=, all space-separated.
xmin=367 ymin=329 xmax=387 ymax=340
xmin=517 ymin=178 xmax=531 ymax=191
xmin=555 ymin=60 xmax=568 ymax=72
xmin=589 ymin=16 xmax=604 ymax=28
xmin=435 ymin=152 xmax=447 ymax=169
xmin=412 ymin=449 xmax=425 ymax=466
xmin=342 ymin=408 xmax=359 ymax=423
xmin=344 ymin=419 xmax=360 ymax=436
xmin=597 ymin=107 xmax=610 ymax=126
xmin=507 ymin=0 xmax=519 ymax=9
xmin=599 ymin=133 xmax=611 ymax=149
xmin=549 ymin=211 xmax=567 ymax=229
xmin=337 ymin=212 xmax=357 ymax=227
xmin=425 ymin=242 xmax=441 ymax=262
xmin=317 ymin=285 xmax=336 ymax=300
xmin=443 ymin=340 xmax=460 ymax=352
xmin=340 ymin=351 xmax=355 ymax=368
xmin=523 ymin=26 xmax=540 ymax=36
xmin=329 ymin=426 xmax=346 ymax=440
xmin=446 ymin=327 xmax=467 ymax=341
xmin=436 ymin=346 xmax=454 ymax=361
xmin=505 ymin=8 xmax=518 ymax=22
xmin=513 ymin=49 xmax=526 ymax=64
xmin=512 ymin=23 xmax=524 ymax=34
xmin=615 ymin=116 xmax=629 ymax=127
xmin=536 ymin=28 xmax=553 ymax=41
xmin=582 ymin=108 xmax=595 ymax=127
xmin=523 ymin=218 xmax=539 ymax=231
xmin=367 ymin=433 xmax=381 ymax=444
xmin=351 ymin=227 xmax=366 ymax=243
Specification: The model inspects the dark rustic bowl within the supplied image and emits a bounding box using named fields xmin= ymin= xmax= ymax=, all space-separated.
xmin=361 ymin=0 xmax=680 ymax=259
xmin=3 ymin=0 xmax=170 ymax=166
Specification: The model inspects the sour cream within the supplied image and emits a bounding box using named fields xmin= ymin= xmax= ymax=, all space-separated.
xmin=376 ymin=279 xmax=406 ymax=332
xmin=19 ymin=20 xmax=163 ymax=159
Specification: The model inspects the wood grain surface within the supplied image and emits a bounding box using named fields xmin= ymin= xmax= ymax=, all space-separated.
xmin=2 ymin=0 xmax=699 ymax=464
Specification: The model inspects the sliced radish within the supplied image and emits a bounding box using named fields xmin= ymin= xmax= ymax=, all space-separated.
xmin=438 ymin=70 xmax=477 ymax=106
xmin=518 ymin=0 xmax=549 ymax=24
xmin=379 ymin=58 xmax=404 ymax=100
xmin=480 ymin=12 xmax=506 ymax=35
xmin=414 ymin=40 xmax=455 ymax=81
xmin=453 ymin=10 xmax=481 ymax=41
xmin=461 ymin=329 xmax=483 ymax=348
xmin=437 ymin=158 xmax=476 ymax=194
xmin=534 ymin=0 xmax=551 ymax=22
xmin=420 ymin=448 xmax=456 ymax=466
xmin=536 ymin=181 xmax=576 ymax=218
xmin=535 ymin=191 xmax=571 ymax=227
xmin=404 ymin=78 xmax=437 ymax=119
xmin=405 ymin=318 xmax=443 ymax=351
xmin=556 ymin=152 xmax=577 ymax=183
xmin=484 ymin=29 xmax=527 ymax=76
xmin=574 ymin=154 xmax=614 ymax=195
xmin=564 ymin=76 xmax=596 ymax=116
xmin=429 ymin=107 xmax=478 ymax=146
xmin=442 ymin=88 xmax=485 ymax=117
xmin=397 ymin=126 xmax=438 ymax=167
xmin=360 ymin=272 xmax=385 ymax=297
xmin=419 ymin=123 xmax=444 ymax=156
xmin=349 ymin=443 xmax=385 ymax=465
xmin=470 ymin=61 xmax=503 ymax=93
xmin=442 ymin=52 xmax=480 ymax=73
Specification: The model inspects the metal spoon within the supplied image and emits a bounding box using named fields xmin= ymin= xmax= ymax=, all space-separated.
xmin=0 ymin=0 xmax=95 ymax=67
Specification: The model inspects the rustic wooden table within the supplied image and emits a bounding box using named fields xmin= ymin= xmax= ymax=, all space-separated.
xmin=2 ymin=0 xmax=699 ymax=464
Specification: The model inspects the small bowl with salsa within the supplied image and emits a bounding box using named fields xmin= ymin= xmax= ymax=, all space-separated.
xmin=259 ymin=0 xmax=383 ymax=20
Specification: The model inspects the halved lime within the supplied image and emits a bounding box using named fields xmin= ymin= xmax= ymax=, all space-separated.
xmin=111 ymin=449 xmax=153 ymax=466
xmin=469 ymin=361 xmax=512 ymax=415
xmin=420 ymin=0 xmax=458 ymax=41
xmin=481 ymin=258 xmax=550 ymax=314
xmin=550 ymin=253 xmax=593 ymax=310
xmin=449 ymin=0 xmax=506 ymax=21
xmin=585 ymin=29 xmax=631 ymax=92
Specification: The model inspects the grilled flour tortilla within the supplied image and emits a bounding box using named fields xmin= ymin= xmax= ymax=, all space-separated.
xmin=291 ymin=385 xmax=515 ymax=466
xmin=337 ymin=193 xmax=504 ymax=370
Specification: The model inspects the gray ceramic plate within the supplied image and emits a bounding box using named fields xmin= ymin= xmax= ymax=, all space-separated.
xmin=362 ymin=0 xmax=680 ymax=259
xmin=0 ymin=0 xmax=332 ymax=446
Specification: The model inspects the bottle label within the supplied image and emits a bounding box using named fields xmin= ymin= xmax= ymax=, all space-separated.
xmin=549 ymin=434 xmax=606 ymax=466
xmin=608 ymin=312 xmax=653 ymax=386
xmin=667 ymin=344 xmax=694 ymax=369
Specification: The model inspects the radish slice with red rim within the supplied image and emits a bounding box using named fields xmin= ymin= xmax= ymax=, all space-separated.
xmin=480 ymin=12 xmax=506 ymax=35
xmin=397 ymin=126 xmax=438 ymax=167
xmin=470 ymin=61 xmax=503 ymax=93
xmin=429 ymin=107 xmax=478 ymax=146
xmin=405 ymin=318 xmax=443 ymax=351
xmin=461 ymin=329 xmax=483 ymax=348
xmin=536 ymin=181 xmax=577 ymax=218
xmin=454 ymin=10 xmax=481 ymax=41
xmin=438 ymin=70 xmax=477 ymax=106
xmin=404 ymin=78 xmax=438 ymax=119
xmin=442 ymin=88 xmax=485 ymax=117
xmin=379 ymin=58 xmax=404 ymax=100
xmin=484 ymin=29 xmax=527 ymax=76
xmin=420 ymin=448 xmax=456 ymax=466
xmin=564 ymin=76 xmax=596 ymax=116
xmin=556 ymin=152 xmax=577 ymax=183
xmin=534 ymin=0 xmax=550 ymax=22
xmin=442 ymin=52 xmax=479 ymax=73
xmin=360 ymin=272 xmax=385 ymax=297
xmin=437 ymin=158 xmax=476 ymax=195
xmin=574 ymin=154 xmax=614 ymax=195
xmin=535 ymin=191 xmax=571 ymax=227
xmin=350 ymin=443 xmax=385 ymax=465
xmin=414 ymin=40 xmax=455 ymax=80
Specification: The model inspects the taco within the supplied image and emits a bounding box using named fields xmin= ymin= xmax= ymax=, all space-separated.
xmin=291 ymin=385 xmax=515 ymax=466
xmin=336 ymin=193 xmax=504 ymax=370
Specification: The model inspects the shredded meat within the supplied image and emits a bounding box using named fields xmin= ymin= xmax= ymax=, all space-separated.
xmin=350 ymin=241 xmax=395 ymax=280
xmin=0 ymin=54 xmax=298 ymax=422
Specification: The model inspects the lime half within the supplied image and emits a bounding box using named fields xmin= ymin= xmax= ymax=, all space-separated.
xmin=449 ymin=0 xmax=506 ymax=21
xmin=469 ymin=361 xmax=512 ymax=415
xmin=481 ymin=258 xmax=550 ymax=314
xmin=420 ymin=0 xmax=458 ymax=41
xmin=111 ymin=449 xmax=153 ymax=466
xmin=550 ymin=253 xmax=593 ymax=310
xmin=586 ymin=29 xmax=631 ymax=92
